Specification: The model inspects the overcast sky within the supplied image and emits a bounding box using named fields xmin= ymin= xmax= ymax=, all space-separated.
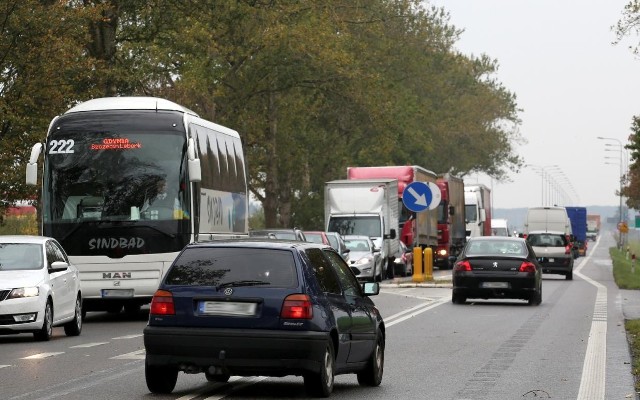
xmin=427 ymin=0 xmax=640 ymax=209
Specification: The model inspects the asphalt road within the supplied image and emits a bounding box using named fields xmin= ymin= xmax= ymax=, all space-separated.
xmin=0 ymin=232 xmax=635 ymax=400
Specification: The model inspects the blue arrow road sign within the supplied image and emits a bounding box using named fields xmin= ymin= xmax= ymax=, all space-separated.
xmin=402 ymin=181 xmax=441 ymax=212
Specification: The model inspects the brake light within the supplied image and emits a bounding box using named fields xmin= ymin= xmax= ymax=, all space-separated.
xmin=281 ymin=294 xmax=313 ymax=319
xmin=150 ymin=290 xmax=175 ymax=315
xmin=519 ymin=261 xmax=537 ymax=273
xmin=453 ymin=260 xmax=472 ymax=271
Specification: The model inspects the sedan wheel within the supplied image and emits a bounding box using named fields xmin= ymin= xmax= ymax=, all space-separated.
xmin=205 ymin=371 xmax=230 ymax=382
xmin=34 ymin=300 xmax=53 ymax=341
xmin=145 ymin=359 xmax=178 ymax=394
xmin=357 ymin=329 xmax=384 ymax=386
xmin=64 ymin=295 xmax=83 ymax=336
xmin=452 ymin=292 xmax=467 ymax=305
xmin=528 ymin=285 xmax=542 ymax=306
xmin=304 ymin=341 xmax=334 ymax=397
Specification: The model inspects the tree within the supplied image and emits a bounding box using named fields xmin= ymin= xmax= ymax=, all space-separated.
xmin=0 ymin=1 xmax=101 ymax=222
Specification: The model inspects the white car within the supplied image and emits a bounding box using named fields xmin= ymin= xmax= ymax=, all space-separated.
xmin=0 ymin=235 xmax=82 ymax=341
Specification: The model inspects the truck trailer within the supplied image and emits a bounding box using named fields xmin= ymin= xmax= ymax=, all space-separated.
xmin=435 ymin=174 xmax=466 ymax=268
xmin=587 ymin=214 xmax=601 ymax=240
xmin=325 ymin=178 xmax=400 ymax=281
xmin=566 ymin=206 xmax=587 ymax=257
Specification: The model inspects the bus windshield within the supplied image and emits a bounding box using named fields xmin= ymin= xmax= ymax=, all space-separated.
xmin=43 ymin=111 xmax=188 ymax=223
xmin=41 ymin=110 xmax=191 ymax=257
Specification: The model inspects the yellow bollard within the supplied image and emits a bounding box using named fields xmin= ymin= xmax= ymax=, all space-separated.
xmin=412 ymin=246 xmax=425 ymax=282
xmin=423 ymin=247 xmax=433 ymax=281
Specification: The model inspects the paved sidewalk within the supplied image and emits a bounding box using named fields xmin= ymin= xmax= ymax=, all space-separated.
xmin=621 ymin=289 xmax=640 ymax=320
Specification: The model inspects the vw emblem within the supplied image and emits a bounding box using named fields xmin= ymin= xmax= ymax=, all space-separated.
xmin=224 ymin=287 xmax=233 ymax=296
xmin=492 ymin=262 xmax=498 ymax=268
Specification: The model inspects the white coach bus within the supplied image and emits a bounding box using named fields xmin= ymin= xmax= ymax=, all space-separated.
xmin=26 ymin=97 xmax=249 ymax=315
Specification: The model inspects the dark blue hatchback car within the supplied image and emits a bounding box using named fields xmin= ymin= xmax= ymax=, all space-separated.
xmin=143 ymin=239 xmax=385 ymax=397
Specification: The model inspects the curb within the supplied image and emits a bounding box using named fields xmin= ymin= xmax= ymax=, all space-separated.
xmin=380 ymin=278 xmax=453 ymax=289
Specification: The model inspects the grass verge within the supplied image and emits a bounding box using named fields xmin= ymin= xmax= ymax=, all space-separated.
xmin=611 ymin=245 xmax=640 ymax=392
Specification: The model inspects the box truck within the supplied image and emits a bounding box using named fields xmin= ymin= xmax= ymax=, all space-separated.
xmin=325 ymin=179 xmax=399 ymax=280
xmin=464 ymin=184 xmax=492 ymax=238
xmin=435 ymin=174 xmax=466 ymax=268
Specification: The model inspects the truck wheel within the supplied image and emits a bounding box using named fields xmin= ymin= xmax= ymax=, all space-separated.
xmin=386 ymin=258 xmax=395 ymax=279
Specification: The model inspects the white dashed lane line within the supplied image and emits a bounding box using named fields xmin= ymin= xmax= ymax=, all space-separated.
xmin=110 ymin=349 xmax=145 ymax=360
xmin=112 ymin=334 xmax=143 ymax=340
xmin=70 ymin=342 xmax=109 ymax=348
xmin=21 ymin=352 xmax=65 ymax=359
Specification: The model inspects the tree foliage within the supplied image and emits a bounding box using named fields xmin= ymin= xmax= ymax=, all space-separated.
xmin=0 ymin=0 xmax=523 ymax=229
xmin=616 ymin=2 xmax=640 ymax=208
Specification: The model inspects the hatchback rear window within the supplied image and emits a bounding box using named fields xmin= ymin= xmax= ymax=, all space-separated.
xmin=527 ymin=234 xmax=567 ymax=247
xmin=165 ymin=247 xmax=298 ymax=287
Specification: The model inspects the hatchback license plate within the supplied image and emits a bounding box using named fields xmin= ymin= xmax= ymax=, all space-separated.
xmin=199 ymin=301 xmax=257 ymax=316
xmin=481 ymin=282 xmax=509 ymax=289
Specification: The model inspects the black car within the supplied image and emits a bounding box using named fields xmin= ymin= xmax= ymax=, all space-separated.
xmin=451 ymin=236 xmax=542 ymax=305
xmin=143 ymin=239 xmax=385 ymax=397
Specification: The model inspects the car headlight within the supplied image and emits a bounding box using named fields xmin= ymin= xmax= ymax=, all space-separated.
xmin=8 ymin=287 xmax=40 ymax=299
xmin=356 ymin=256 xmax=374 ymax=265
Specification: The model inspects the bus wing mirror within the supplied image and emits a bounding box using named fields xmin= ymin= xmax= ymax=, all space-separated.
xmin=187 ymin=138 xmax=201 ymax=182
xmin=26 ymin=143 xmax=43 ymax=185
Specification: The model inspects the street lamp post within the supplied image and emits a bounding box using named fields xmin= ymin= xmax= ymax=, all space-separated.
xmin=527 ymin=164 xmax=560 ymax=206
xmin=597 ymin=136 xmax=625 ymax=248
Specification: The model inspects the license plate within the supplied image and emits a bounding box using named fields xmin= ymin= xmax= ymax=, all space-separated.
xmin=101 ymin=289 xmax=134 ymax=298
xmin=548 ymin=258 xmax=554 ymax=262
xmin=481 ymin=282 xmax=509 ymax=289
xmin=199 ymin=301 xmax=257 ymax=316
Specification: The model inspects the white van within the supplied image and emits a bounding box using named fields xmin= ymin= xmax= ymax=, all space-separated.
xmin=524 ymin=207 xmax=571 ymax=235
xmin=491 ymin=218 xmax=510 ymax=236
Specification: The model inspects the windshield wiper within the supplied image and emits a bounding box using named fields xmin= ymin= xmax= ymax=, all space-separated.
xmin=217 ymin=280 xmax=270 ymax=290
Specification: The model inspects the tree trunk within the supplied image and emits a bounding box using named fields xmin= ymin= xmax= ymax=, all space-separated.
xmin=263 ymin=88 xmax=279 ymax=228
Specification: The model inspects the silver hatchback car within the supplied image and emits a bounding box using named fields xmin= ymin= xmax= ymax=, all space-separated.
xmin=526 ymin=231 xmax=574 ymax=280
xmin=344 ymin=235 xmax=383 ymax=282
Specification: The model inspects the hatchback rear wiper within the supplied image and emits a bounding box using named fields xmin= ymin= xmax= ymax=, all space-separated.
xmin=217 ymin=280 xmax=271 ymax=290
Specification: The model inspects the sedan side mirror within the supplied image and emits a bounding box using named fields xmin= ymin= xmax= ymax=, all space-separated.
xmin=49 ymin=261 xmax=69 ymax=273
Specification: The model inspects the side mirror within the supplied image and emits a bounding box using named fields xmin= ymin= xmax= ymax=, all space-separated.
xmin=187 ymin=138 xmax=202 ymax=182
xmin=26 ymin=143 xmax=43 ymax=185
xmin=49 ymin=261 xmax=69 ymax=273
xmin=363 ymin=282 xmax=379 ymax=296
xmin=385 ymin=229 xmax=396 ymax=239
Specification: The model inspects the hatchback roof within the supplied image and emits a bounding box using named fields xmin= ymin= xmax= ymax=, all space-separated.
xmin=190 ymin=238 xmax=328 ymax=250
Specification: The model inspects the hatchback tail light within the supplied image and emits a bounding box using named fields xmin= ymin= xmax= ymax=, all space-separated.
xmin=453 ymin=260 xmax=472 ymax=271
xmin=281 ymin=294 xmax=313 ymax=319
xmin=519 ymin=261 xmax=537 ymax=273
xmin=150 ymin=289 xmax=175 ymax=315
